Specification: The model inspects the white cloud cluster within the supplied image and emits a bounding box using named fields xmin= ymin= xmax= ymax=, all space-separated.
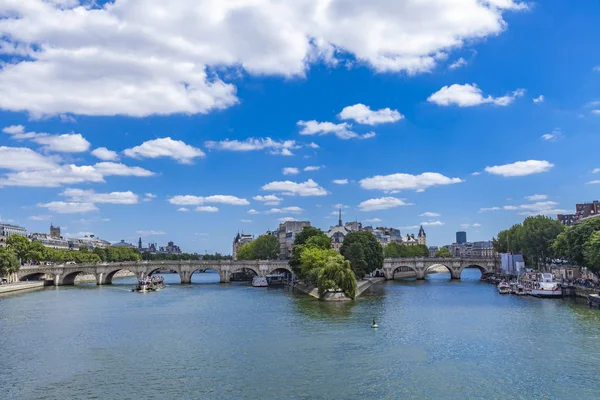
xmin=304 ymin=166 xmax=321 ymax=172
xmin=283 ymin=167 xmax=300 ymax=176
xmin=94 ymin=162 xmax=155 ymax=177
xmin=421 ymin=220 xmax=444 ymax=226
xmin=420 ymin=212 xmax=441 ymax=217
xmin=136 ymin=230 xmax=166 ymax=236
xmin=168 ymin=195 xmax=249 ymax=206
xmin=460 ymin=223 xmax=482 ymax=228
xmin=253 ymin=195 xmax=282 ymax=206
xmin=61 ymin=188 xmax=139 ymax=204
xmin=479 ymin=200 xmax=567 ymax=216
xmin=0 ymin=1 xmax=524 ymax=117
xmin=124 ymin=137 xmax=204 ymax=164
xmin=525 ymin=194 xmax=547 ymax=201
xmin=297 ymin=120 xmax=361 ymax=140
xmin=332 ymin=179 xmax=349 ymax=185
xmin=261 ymin=179 xmax=328 ymax=197
xmin=266 ymin=206 xmax=304 ymax=214
xmin=358 ymin=197 xmax=412 ymax=211
xmin=449 ymin=57 xmax=467 ymax=69
xmin=484 ymin=160 xmax=554 ymax=177
xmin=360 ymin=172 xmax=462 ymax=192
xmin=37 ymin=201 xmax=99 ymax=214
xmin=196 ymin=206 xmax=219 ymax=213
xmin=338 ymin=104 xmax=404 ymax=125
xmin=204 ymin=138 xmax=299 ymax=156
xmin=92 ymin=147 xmax=119 ymax=161
xmin=3 ymin=125 xmax=90 ymax=152
xmin=427 ymin=84 xmax=525 ymax=107
xmin=541 ymin=128 xmax=562 ymax=142
xmin=533 ymin=95 xmax=545 ymax=104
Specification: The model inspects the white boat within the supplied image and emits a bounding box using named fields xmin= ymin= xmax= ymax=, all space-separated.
xmin=251 ymin=276 xmax=268 ymax=287
xmin=520 ymin=272 xmax=562 ymax=298
xmin=497 ymin=282 xmax=511 ymax=294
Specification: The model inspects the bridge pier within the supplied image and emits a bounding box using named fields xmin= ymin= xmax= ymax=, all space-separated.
xmin=219 ymin=270 xmax=230 ymax=283
xmin=96 ymin=272 xmax=105 ymax=285
xmin=180 ymin=271 xmax=191 ymax=284
xmin=451 ymin=270 xmax=461 ymax=280
xmin=53 ymin=274 xmax=60 ymax=286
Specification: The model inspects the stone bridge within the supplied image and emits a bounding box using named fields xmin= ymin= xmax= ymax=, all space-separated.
xmin=383 ymin=257 xmax=500 ymax=280
xmin=16 ymin=260 xmax=293 ymax=285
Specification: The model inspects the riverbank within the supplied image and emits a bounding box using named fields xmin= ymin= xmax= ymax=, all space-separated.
xmin=293 ymin=277 xmax=385 ymax=300
xmin=0 ymin=281 xmax=47 ymax=295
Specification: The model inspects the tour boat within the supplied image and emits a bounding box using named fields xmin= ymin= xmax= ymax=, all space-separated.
xmin=251 ymin=276 xmax=268 ymax=287
xmin=513 ymin=284 xmax=526 ymax=295
xmin=520 ymin=272 xmax=562 ymax=298
xmin=497 ymin=282 xmax=511 ymax=294
xmin=132 ymin=276 xmax=165 ymax=292
xmin=588 ymin=294 xmax=600 ymax=309
xmin=266 ymin=274 xmax=286 ymax=287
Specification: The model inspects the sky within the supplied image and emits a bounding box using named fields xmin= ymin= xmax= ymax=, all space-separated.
xmin=0 ymin=0 xmax=599 ymax=254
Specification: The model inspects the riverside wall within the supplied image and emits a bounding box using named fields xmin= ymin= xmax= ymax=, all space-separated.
xmin=0 ymin=281 xmax=47 ymax=295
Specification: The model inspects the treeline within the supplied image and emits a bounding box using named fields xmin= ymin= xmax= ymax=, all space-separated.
xmin=237 ymin=235 xmax=280 ymax=260
xmin=384 ymin=242 xmax=430 ymax=258
xmin=493 ymin=215 xmax=600 ymax=274
xmin=141 ymin=252 xmax=231 ymax=261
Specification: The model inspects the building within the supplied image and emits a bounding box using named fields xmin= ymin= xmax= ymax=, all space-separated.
xmin=29 ymin=233 xmax=69 ymax=250
xmin=558 ymin=200 xmax=600 ymax=226
xmin=111 ymin=240 xmax=137 ymax=249
xmin=0 ymin=223 xmax=27 ymax=248
xmin=456 ymin=231 xmax=467 ymax=244
xmin=68 ymin=235 xmax=110 ymax=250
xmin=428 ymin=246 xmax=439 ymax=257
xmin=327 ymin=210 xmax=361 ymax=251
xmin=232 ymin=232 xmax=254 ymax=260
xmin=501 ymin=253 xmax=525 ymax=275
xmin=160 ymin=241 xmax=182 ymax=254
xmin=50 ymin=223 xmax=61 ymax=238
xmin=278 ymin=220 xmax=311 ymax=259
xmin=448 ymin=240 xmax=497 ymax=258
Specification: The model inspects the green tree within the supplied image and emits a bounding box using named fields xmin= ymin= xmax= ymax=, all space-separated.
xmin=0 ymin=247 xmax=20 ymax=278
xmin=340 ymin=231 xmax=383 ymax=277
xmin=584 ymin=231 xmax=600 ymax=272
xmin=25 ymin=240 xmax=46 ymax=264
xmin=299 ymin=246 xmax=339 ymax=284
xmin=252 ymin=235 xmax=280 ymax=260
xmin=344 ymin=241 xmax=368 ymax=278
xmin=553 ymin=217 xmax=600 ymax=274
xmin=237 ymin=242 xmax=255 ymax=260
xmin=435 ymin=247 xmax=452 ymax=257
xmin=6 ymin=235 xmax=30 ymax=264
xmin=519 ymin=216 xmax=564 ymax=270
xmin=384 ymin=242 xmax=409 ymax=258
xmin=289 ymin=226 xmax=330 ymax=273
xmin=317 ymin=256 xmax=357 ymax=300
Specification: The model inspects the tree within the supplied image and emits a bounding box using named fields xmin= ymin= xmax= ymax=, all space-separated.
xmin=289 ymin=226 xmax=330 ymax=273
xmin=520 ymin=216 xmax=564 ymax=270
xmin=237 ymin=242 xmax=254 ymax=260
xmin=554 ymin=217 xmax=600 ymax=274
xmin=6 ymin=235 xmax=30 ymax=264
xmin=317 ymin=256 xmax=357 ymax=300
xmin=584 ymin=231 xmax=600 ymax=273
xmin=344 ymin=241 xmax=368 ymax=278
xmin=0 ymin=247 xmax=20 ymax=278
xmin=384 ymin=242 xmax=409 ymax=258
xmin=435 ymin=247 xmax=452 ymax=257
xmin=299 ymin=246 xmax=338 ymax=284
xmin=251 ymin=235 xmax=280 ymax=260
xmin=340 ymin=231 xmax=383 ymax=277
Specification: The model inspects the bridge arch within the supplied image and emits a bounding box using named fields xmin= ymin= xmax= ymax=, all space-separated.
xmin=391 ymin=265 xmax=418 ymax=279
xmin=230 ymin=265 xmax=260 ymax=277
xmin=103 ymin=268 xmax=138 ymax=285
xmin=60 ymin=270 xmax=88 ymax=285
xmin=190 ymin=267 xmax=222 ymax=284
xmin=268 ymin=266 xmax=293 ymax=275
xmin=425 ymin=263 xmax=452 ymax=277
xmin=19 ymin=272 xmax=51 ymax=282
xmin=458 ymin=264 xmax=488 ymax=279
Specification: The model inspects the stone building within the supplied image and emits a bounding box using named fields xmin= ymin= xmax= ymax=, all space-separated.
xmin=0 ymin=223 xmax=27 ymax=248
xmin=277 ymin=220 xmax=311 ymax=259
xmin=558 ymin=200 xmax=600 ymax=226
xmin=327 ymin=210 xmax=362 ymax=251
xmin=232 ymin=232 xmax=254 ymax=260
xmin=29 ymin=224 xmax=69 ymax=250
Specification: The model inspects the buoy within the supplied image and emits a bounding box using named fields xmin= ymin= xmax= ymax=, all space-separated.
xmin=371 ymin=318 xmax=378 ymax=329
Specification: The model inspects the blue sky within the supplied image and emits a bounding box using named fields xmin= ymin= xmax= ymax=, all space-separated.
xmin=0 ymin=0 xmax=599 ymax=253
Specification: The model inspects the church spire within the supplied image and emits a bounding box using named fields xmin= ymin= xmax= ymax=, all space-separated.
xmin=338 ymin=207 xmax=343 ymax=227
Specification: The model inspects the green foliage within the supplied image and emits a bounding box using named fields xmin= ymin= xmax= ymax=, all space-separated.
xmin=317 ymin=257 xmax=357 ymax=300
xmin=435 ymin=247 xmax=452 ymax=257
xmin=0 ymin=247 xmax=20 ymax=276
xmin=495 ymin=216 xmax=564 ymax=270
xmin=235 ymin=235 xmax=279 ymax=260
xmin=299 ymin=246 xmax=339 ymax=285
xmin=6 ymin=235 xmax=30 ymax=264
xmin=584 ymin=231 xmax=600 ymax=272
xmin=384 ymin=243 xmax=430 ymax=258
xmin=344 ymin=242 xmax=368 ymax=278
xmin=340 ymin=231 xmax=383 ymax=277
xmin=289 ymin=226 xmax=330 ymax=273
xmin=553 ymin=217 xmax=600 ymax=274
xmin=237 ymin=242 xmax=255 ymax=260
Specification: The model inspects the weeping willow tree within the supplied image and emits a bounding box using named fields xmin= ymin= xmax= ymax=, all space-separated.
xmin=317 ymin=256 xmax=357 ymax=300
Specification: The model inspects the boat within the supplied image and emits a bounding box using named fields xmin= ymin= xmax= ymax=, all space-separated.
xmin=266 ymin=273 xmax=287 ymax=287
xmin=497 ymin=281 xmax=511 ymax=294
xmin=513 ymin=283 xmax=526 ymax=295
xmin=132 ymin=276 xmax=165 ymax=292
xmin=520 ymin=272 xmax=562 ymax=298
xmin=588 ymin=294 xmax=600 ymax=309
xmin=251 ymin=276 xmax=268 ymax=287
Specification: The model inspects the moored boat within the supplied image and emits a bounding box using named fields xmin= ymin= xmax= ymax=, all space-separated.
xmin=132 ymin=276 xmax=165 ymax=292
xmin=588 ymin=294 xmax=600 ymax=309
xmin=251 ymin=276 xmax=268 ymax=287
xmin=497 ymin=282 xmax=511 ymax=294
xmin=266 ymin=273 xmax=286 ymax=287
xmin=520 ymin=272 xmax=562 ymax=298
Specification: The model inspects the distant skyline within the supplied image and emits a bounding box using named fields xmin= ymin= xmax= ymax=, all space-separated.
xmin=1 ymin=0 xmax=599 ymax=253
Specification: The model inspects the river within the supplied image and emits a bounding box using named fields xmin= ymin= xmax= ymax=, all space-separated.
xmin=1 ymin=269 xmax=600 ymax=399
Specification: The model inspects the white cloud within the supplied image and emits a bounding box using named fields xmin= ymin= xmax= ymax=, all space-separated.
xmin=196 ymin=206 xmax=219 ymax=212
xmin=449 ymin=57 xmax=467 ymax=69
xmin=460 ymin=223 xmax=482 ymax=228
xmin=304 ymin=166 xmax=321 ymax=172
xmin=0 ymin=1 xmax=525 ymax=117
xmin=592 ymin=110 xmax=600 ymax=115
xmin=168 ymin=195 xmax=249 ymax=206
xmin=307 ymin=142 xmax=320 ymax=149
xmin=3 ymin=125 xmax=90 ymax=153
xmin=266 ymin=206 xmax=304 ymax=214
xmin=364 ymin=218 xmax=382 ymax=223
xmin=420 ymin=212 xmax=441 ymax=217
xmin=586 ymin=180 xmax=600 ymax=185
xmin=503 ymin=205 xmax=518 ymax=210
xmin=253 ymin=195 xmax=282 ymax=206
xmin=59 ymin=114 xmax=77 ymax=123
xmin=92 ymin=147 xmax=119 ymax=161
xmin=360 ymin=172 xmax=462 ymax=192
xmin=29 ymin=215 xmax=52 ymax=221
xmin=124 ymin=137 xmax=205 ymax=164
xmin=241 ymin=219 xmax=253 ymax=223
xmin=297 ymin=120 xmax=357 ymax=139
xmin=338 ymin=104 xmax=404 ymax=125
xmin=593 ymin=66 xmax=600 ymax=72
xmin=94 ymin=162 xmax=155 ymax=177
xmin=247 ymin=209 xmax=260 ymax=215
xmin=358 ymin=197 xmax=412 ymax=211
xmin=421 ymin=220 xmax=444 ymax=226
xmin=361 ymin=132 xmax=376 ymax=139
xmin=332 ymin=179 xmax=349 ymax=185
xmin=0 ymin=146 xmax=59 ymax=171
xmin=471 ymin=171 xmax=481 ymax=176
xmin=427 ymin=84 xmax=524 ymax=107
xmin=38 ymin=201 xmax=98 ymax=214
xmin=592 ymin=168 xmax=600 ymax=174
xmin=525 ymin=194 xmax=547 ymax=201
xmin=60 ymin=188 xmax=139 ymax=204
xmin=177 ymin=207 xmax=190 ymax=212
xmin=533 ymin=95 xmax=545 ymax=103
xmin=283 ymin=167 xmax=300 ymax=175
xmin=0 ymin=164 xmax=104 ymax=188
xmin=136 ymin=230 xmax=166 ymax=236
xmin=515 ymin=201 xmax=567 ymax=216
xmin=204 ymin=137 xmax=299 ymax=156
xmin=144 ymin=193 xmax=157 ymax=202
xmin=541 ymin=128 xmax=562 ymax=142
xmin=278 ymin=217 xmax=298 ymax=223
xmin=261 ymin=179 xmax=328 ymax=196
xmin=479 ymin=207 xmax=501 ymax=212
xmin=485 ymin=160 xmax=554 ymax=177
